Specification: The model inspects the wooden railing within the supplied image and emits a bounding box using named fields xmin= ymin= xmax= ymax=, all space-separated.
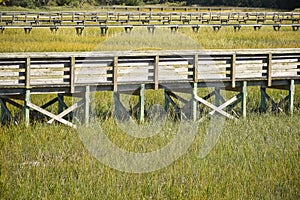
xmin=1 ymin=11 xmax=299 ymax=26
xmin=0 ymin=49 xmax=299 ymax=94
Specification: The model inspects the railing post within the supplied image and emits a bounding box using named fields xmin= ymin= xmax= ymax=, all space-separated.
xmin=113 ymin=56 xmax=118 ymax=92
xmin=231 ymin=53 xmax=236 ymax=88
xmin=267 ymin=53 xmax=272 ymax=87
xmin=154 ymin=55 xmax=159 ymax=90
xmin=70 ymin=56 xmax=75 ymax=93
xmin=193 ymin=54 xmax=198 ymax=83
xmin=25 ymin=57 xmax=31 ymax=89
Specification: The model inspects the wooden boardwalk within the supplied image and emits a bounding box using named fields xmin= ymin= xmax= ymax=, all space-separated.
xmin=1 ymin=11 xmax=299 ymax=34
xmin=0 ymin=11 xmax=299 ymax=28
xmin=0 ymin=49 xmax=299 ymax=126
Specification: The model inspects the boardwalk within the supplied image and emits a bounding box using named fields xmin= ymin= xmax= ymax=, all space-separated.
xmin=0 ymin=49 xmax=299 ymax=126
xmin=1 ymin=11 xmax=299 ymax=34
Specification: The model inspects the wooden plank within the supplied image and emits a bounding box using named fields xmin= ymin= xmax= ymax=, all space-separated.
xmin=27 ymin=101 xmax=76 ymax=128
xmin=194 ymin=94 xmax=234 ymax=119
xmin=209 ymin=93 xmax=239 ymax=115
xmin=48 ymin=99 xmax=84 ymax=124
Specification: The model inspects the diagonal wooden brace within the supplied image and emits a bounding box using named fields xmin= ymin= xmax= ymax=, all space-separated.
xmin=47 ymin=99 xmax=84 ymax=124
xmin=194 ymin=95 xmax=235 ymax=119
xmin=209 ymin=93 xmax=241 ymax=116
xmin=26 ymin=102 xmax=76 ymax=128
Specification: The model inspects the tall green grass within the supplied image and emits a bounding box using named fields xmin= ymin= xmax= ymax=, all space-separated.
xmin=0 ymin=26 xmax=299 ymax=52
xmin=0 ymin=111 xmax=299 ymax=199
xmin=0 ymin=87 xmax=299 ymax=199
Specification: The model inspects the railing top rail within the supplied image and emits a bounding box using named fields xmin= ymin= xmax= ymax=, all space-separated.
xmin=0 ymin=48 xmax=299 ymax=58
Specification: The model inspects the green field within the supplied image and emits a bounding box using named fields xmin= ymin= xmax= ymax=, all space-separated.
xmin=0 ymin=12 xmax=300 ymax=199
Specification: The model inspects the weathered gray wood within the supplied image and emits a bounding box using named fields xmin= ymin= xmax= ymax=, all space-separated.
xmin=267 ymin=53 xmax=272 ymax=86
xmin=113 ymin=56 xmax=118 ymax=91
xmin=25 ymin=57 xmax=30 ymax=88
xmin=138 ymin=84 xmax=145 ymax=122
xmin=84 ymin=86 xmax=90 ymax=124
xmin=242 ymin=81 xmax=247 ymax=118
xmin=27 ymin=101 xmax=76 ymax=128
xmin=154 ymin=55 xmax=159 ymax=90
xmin=209 ymin=93 xmax=239 ymax=115
xmin=47 ymin=99 xmax=84 ymax=124
xmin=70 ymin=56 xmax=75 ymax=93
xmin=24 ymin=89 xmax=30 ymax=127
xmin=288 ymin=79 xmax=294 ymax=115
xmin=193 ymin=54 xmax=198 ymax=83
xmin=191 ymin=82 xmax=197 ymax=121
xmin=194 ymin=94 xmax=235 ymax=119
xmin=231 ymin=53 xmax=236 ymax=88
xmin=0 ymin=49 xmax=299 ymax=91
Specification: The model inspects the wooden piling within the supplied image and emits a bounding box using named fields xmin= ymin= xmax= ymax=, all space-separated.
xmin=288 ymin=80 xmax=295 ymax=115
xmin=138 ymin=84 xmax=145 ymax=123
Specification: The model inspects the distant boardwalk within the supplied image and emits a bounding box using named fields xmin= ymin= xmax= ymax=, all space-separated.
xmin=0 ymin=49 xmax=299 ymax=126
xmin=0 ymin=11 xmax=299 ymax=34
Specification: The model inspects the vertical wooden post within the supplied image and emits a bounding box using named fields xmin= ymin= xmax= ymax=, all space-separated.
xmin=242 ymin=81 xmax=247 ymax=118
xmin=288 ymin=80 xmax=294 ymax=115
xmin=70 ymin=56 xmax=75 ymax=93
xmin=260 ymin=87 xmax=266 ymax=112
xmin=84 ymin=85 xmax=90 ymax=124
xmin=215 ymin=88 xmax=221 ymax=107
xmin=231 ymin=53 xmax=236 ymax=88
xmin=25 ymin=57 xmax=31 ymax=88
xmin=267 ymin=53 xmax=272 ymax=87
xmin=25 ymin=57 xmax=31 ymax=127
xmin=138 ymin=84 xmax=145 ymax=123
xmin=0 ymin=98 xmax=7 ymax=123
xmin=154 ymin=55 xmax=159 ymax=90
xmin=164 ymin=90 xmax=170 ymax=112
xmin=113 ymin=56 xmax=118 ymax=92
xmin=24 ymin=89 xmax=30 ymax=127
xmin=58 ymin=94 xmax=64 ymax=114
xmin=191 ymin=82 xmax=198 ymax=121
xmin=193 ymin=54 xmax=198 ymax=83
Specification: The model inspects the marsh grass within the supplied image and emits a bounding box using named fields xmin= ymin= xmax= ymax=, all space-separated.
xmin=0 ymin=108 xmax=299 ymax=199
xmin=0 ymin=26 xmax=299 ymax=52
